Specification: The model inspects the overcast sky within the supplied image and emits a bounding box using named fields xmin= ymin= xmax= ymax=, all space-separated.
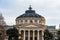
xmin=0 ymin=0 xmax=60 ymax=27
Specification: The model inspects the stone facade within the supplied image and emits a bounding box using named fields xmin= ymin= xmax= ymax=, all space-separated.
xmin=16 ymin=6 xmax=46 ymax=40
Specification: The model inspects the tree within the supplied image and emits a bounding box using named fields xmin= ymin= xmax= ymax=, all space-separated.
xmin=6 ymin=28 xmax=13 ymax=40
xmin=57 ymin=29 xmax=60 ymax=40
xmin=44 ymin=29 xmax=53 ymax=40
xmin=6 ymin=27 xmax=19 ymax=40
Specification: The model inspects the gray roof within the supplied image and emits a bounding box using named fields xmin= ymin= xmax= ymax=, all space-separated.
xmin=17 ymin=6 xmax=44 ymax=18
xmin=5 ymin=25 xmax=14 ymax=30
xmin=47 ymin=26 xmax=56 ymax=30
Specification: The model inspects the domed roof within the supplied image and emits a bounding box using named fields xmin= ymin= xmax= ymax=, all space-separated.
xmin=17 ymin=6 xmax=44 ymax=18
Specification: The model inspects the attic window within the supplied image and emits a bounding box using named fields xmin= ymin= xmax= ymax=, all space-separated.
xmin=21 ymin=20 xmax=23 ymax=22
xmin=25 ymin=20 xmax=27 ymax=22
xmin=35 ymin=20 xmax=37 ymax=22
xmin=30 ymin=20 xmax=33 ymax=23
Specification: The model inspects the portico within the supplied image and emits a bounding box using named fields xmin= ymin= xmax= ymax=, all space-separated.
xmin=19 ymin=29 xmax=44 ymax=40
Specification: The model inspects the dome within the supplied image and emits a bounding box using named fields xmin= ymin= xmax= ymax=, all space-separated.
xmin=17 ymin=6 xmax=44 ymax=19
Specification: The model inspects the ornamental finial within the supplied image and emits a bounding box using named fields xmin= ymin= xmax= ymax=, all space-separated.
xmin=29 ymin=5 xmax=32 ymax=10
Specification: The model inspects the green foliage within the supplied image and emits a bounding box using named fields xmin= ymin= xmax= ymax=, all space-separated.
xmin=57 ymin=29 xmax=60 ymax=40
xmin=6 ymin=27 xmax=19 ymax=40
xmin=44 ymin=29 xmax=53 ymax=40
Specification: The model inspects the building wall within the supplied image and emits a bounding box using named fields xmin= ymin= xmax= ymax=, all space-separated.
xmin=0 ymin=25 xmax=6 ymax=40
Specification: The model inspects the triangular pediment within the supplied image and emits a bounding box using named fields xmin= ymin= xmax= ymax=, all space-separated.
xmin=26 ymin=25 xmax=38 ymax=27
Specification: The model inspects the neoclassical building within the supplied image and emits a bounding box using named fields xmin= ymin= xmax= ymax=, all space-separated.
xmin=0 ymin=6 xmax=58 ymax=40
xmin=16 ymin=6 xmax=46 ymax=40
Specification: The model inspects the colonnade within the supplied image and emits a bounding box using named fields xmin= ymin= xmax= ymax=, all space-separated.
xmin=20 ymin=30 xmax=44 ymax=40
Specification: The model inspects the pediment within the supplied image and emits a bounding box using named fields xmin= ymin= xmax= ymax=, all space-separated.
xmin=26 ymin=25 xmax=38 ymax=27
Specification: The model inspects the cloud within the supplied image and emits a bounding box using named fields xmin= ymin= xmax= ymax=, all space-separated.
xmin=0 ymin=0 xmax=60 ymax=25
xmin=4 ymin=17 xmax=16 ymax=25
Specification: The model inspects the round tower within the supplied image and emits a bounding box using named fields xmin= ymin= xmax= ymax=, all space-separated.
xmin=16 ymin=6 xmax=46 ymax=40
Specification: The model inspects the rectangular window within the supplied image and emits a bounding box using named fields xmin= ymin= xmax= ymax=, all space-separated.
xmin=21 ymin=20 xmax=23 ymax=22
xmin=35 ymin=20 xmax=37 ymax=23
xmin=30 ymin=20 xmax=33 ymax=23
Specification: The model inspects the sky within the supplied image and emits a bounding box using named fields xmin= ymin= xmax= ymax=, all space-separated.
xmin=0 ymin=0 xmax=60 ymax=28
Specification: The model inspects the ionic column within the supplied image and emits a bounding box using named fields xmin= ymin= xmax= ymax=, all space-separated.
xmin=37 ymin=30 xmax=39 ymax=40
xmin=19 ymin=30 xmax=21 ymax=39
xmin=19 ymin=30 xmax=21 ymax=34
xmin=42 ymin=31 xmax=44 ymax=40
xmin=28 ymin=30 xmax=30 ymax=40
xmin=33 ymin=30 xmax=35 ymax=40
xmin=24 ymin=30 xmax=25 ymax=40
